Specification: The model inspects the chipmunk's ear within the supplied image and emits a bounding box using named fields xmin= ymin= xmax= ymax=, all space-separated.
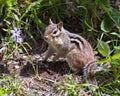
xmin=57 ymin=21 xmax=63 ymax=31
xmin=49 ymin=18 xmax=54 ymax=25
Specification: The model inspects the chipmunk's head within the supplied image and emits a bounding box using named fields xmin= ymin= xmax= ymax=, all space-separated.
xmin=44 ymin=19 xmax=64 ymax=44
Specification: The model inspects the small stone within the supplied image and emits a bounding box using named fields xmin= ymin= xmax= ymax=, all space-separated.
xmin=0 ymin=47 xmax=7 ymax=54
xmin=14 ymin=65 xmax=19 ymax=69
xmin=22 ymin=55 xmax=28 ymax=59
xmin=7 ymin=60 xmax=13 ymax=65
xmin=14 ymin=61 xmax=19 ymax=65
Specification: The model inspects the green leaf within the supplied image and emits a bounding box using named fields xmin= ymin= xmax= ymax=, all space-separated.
xmin=111 ymin=53 xmax=120 ymax=61
xmin=98 ymin=0 xmax=120 ymax=32
xmin=6 ymin=1 xmax=12 ymax=7
xmin=114 ymin=46 xmax=120 ymax=54
xmin=108 ymin=8 xmax=120 ymax=30
xmin=97 ymin=0 xmax=110 ymax=11
xmin=97 ymin=40 xmax=110 ymax=57
xmin=111 ymin=32 xmax=120 ymax=38
xmin=97 ymin=58 xmax=110 ymax=64
xmin=97 ymin=53 xmax=120 ymax=64
xmin=101 ymin=17 xmax=113 ymax=32
xmin=0 ymin=87 xmax=7 ymax=96
xmin=14 ymin=13 xmax=19 ymax=21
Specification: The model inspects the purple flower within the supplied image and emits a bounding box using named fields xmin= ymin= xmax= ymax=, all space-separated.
xmin=10 ymin=27 xmax=23 ymax=44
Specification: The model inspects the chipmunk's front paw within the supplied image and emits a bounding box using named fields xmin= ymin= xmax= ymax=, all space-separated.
xmin=52 ymin=56 xmax=59 ymax=62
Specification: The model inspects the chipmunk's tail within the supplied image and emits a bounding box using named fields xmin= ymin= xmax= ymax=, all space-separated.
xmin=83 ymin=59 xmax=98 ymax=85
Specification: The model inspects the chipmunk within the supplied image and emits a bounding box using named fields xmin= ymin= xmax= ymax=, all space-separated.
xmin=44 ymin=19 xmax=71 ymax=61
xmin=44 ymin=19 xmax=97 ymax=78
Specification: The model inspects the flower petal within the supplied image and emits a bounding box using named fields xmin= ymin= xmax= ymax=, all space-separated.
xmin=17 ymin=30 xmax=22 ymax=35
xmin=13 ymin=27 xmax=17 ymax=32
xmin=10 ymin=30 xmax=15 ymax=34
xmin=16 ymin=36 xmax=23 ymax=44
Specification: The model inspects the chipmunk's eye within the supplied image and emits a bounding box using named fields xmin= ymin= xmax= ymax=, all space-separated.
xmin=53 ymin=30 xmax=57 ymax=34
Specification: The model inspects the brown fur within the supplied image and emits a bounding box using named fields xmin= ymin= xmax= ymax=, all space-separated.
xmin=67 ymin=43 xmax=94 ymax=72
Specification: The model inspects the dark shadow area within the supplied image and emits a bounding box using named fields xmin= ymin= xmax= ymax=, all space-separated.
xmin=20 ymin=60 xmax=71 ymax=77
xmin=0 ymin=64 xmax=9 ymax=75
